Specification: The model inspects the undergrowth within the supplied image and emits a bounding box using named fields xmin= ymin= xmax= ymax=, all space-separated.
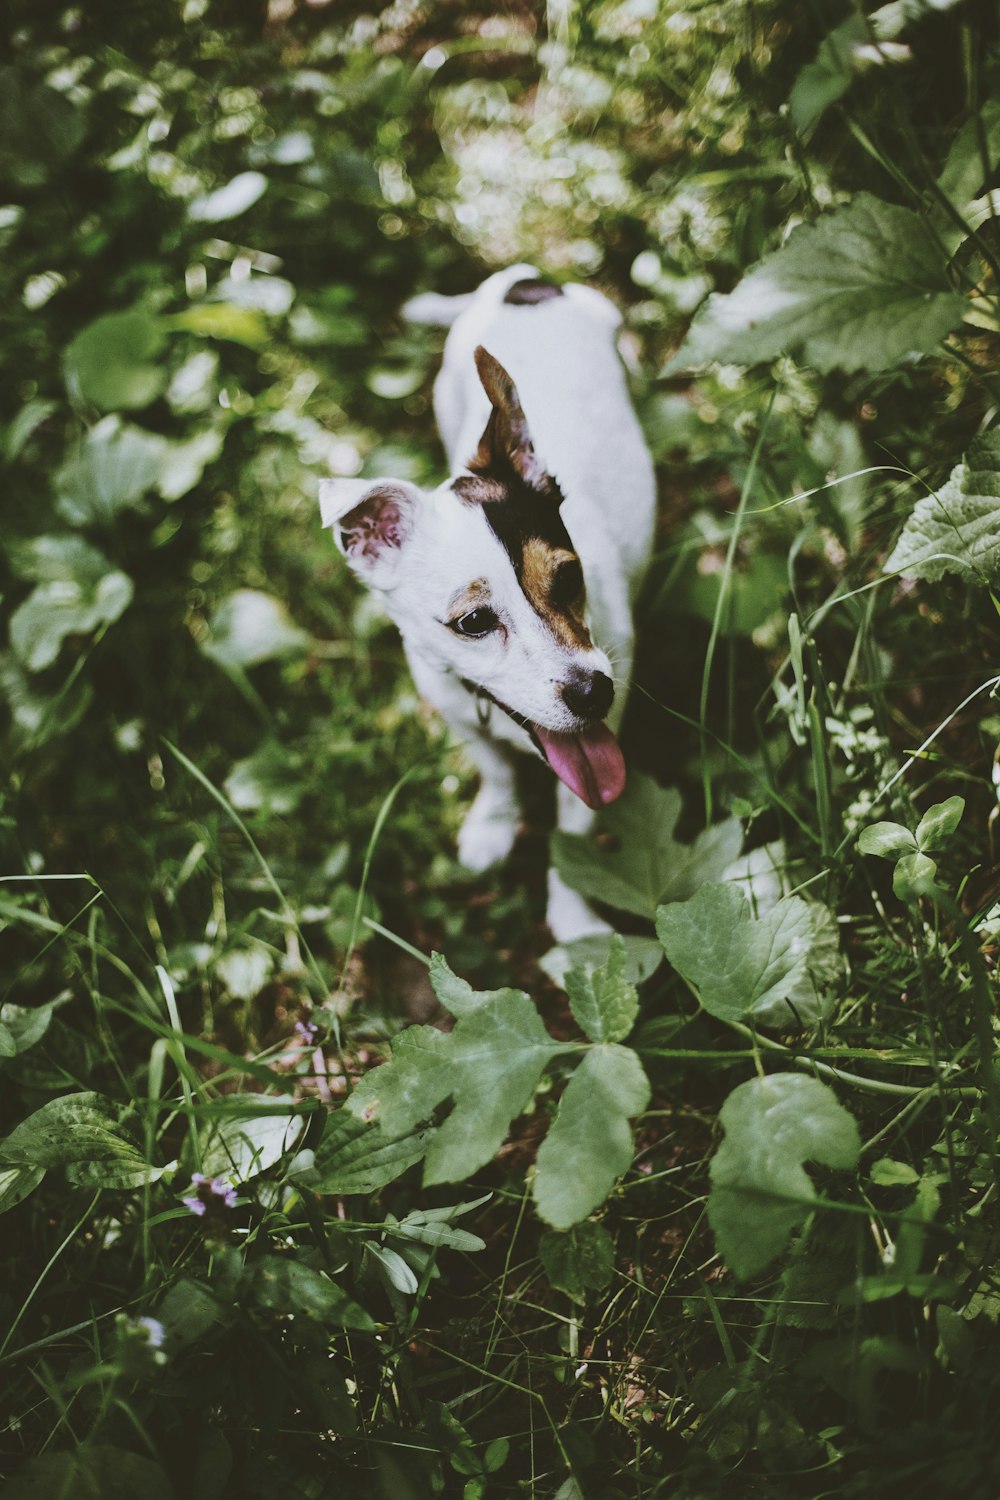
xmin=2 ymin=0 xmax=1000 ymax=1496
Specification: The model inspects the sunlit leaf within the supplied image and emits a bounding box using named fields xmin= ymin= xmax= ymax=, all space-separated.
xmin=56 ymin=417 xmax=166 ymax=525
xmin=656 ymin=883 xmax=822 ymax=1026
xmin=564 ymin=933 xmax=640 ymax=1044
xmin=201 ymin=589 xmax=310 ymax=670
xmin=199 ymin=1096 xmax=305 ymax=1182
xmin=307 ymin=1110 xmax=430 ymax=1195
xmin=668 ymin=194 xmax=967 ymax=375
xmin=9 ymin=536 xmax=134 ymax=671
xmin=187 ymin=170 xmax=269 ymax=222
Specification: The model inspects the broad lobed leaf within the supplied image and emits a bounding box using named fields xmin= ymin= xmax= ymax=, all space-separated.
xmin=885 ymin=428 xmax=1000 ymax=584
xmin=708 ymin=1074 xmax=861 ymax=1278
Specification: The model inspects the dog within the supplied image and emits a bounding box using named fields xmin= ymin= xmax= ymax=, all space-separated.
xmin=319 ymin=264 xmax=655 ymax=942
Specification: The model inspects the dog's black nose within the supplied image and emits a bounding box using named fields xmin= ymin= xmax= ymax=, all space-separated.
xmin=561 ymin=669 xmax=614 ymax=721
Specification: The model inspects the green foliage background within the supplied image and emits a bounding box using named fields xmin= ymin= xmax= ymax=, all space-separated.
xmin=2 ymin=0 xmax=1000 ymax=1496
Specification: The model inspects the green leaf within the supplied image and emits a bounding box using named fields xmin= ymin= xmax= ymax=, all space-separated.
xmin=553 ymin=775 xmax=742 ymax=921
xmin=6 ymin=398 xmax=57 ymax=460
xmin=65 ymin=310 xmax=168 ymax=411
xmin=708 ymin=1074 xmax=861 ymax=1278
xmin=429 ymin=952 xmax=525 ymax=1016
xmin=0 ymin=1023 xmax=16 ymax=1058
xmin=564 ymin=934 xmax=639 ymax=1043
xmin=0 ymin=1164 xmax=46 ymax=1215
xmin=892 ymin=850 xmax=939 ymax=901
xmin=788 ymin=13 xmax=868 ymax=136
xmin=170 ymin=302 xmax=270 ymax=347
xmin=252 ymin=1255 xmax=374 ymax=1331
xmin=347 ymin=987 xmax=564 ymax=1184
xmin=0 ymin=1092 xmax=158 ymax=1188
xmin=869 ymin=1157 xmax=919 ymax=1186
xmin=56 ymin=417 xmax=166 ymax=526
xmin=386 ymin=1205 xmax=486 ymax=1253
xmin=915 ymin=795 xmax=965 ymax=851
xmin=0 ymin=67 xmax=85 ymax=189
xmin=9 ymin=535 xmax=133 ymax=672
xmin=0 ymin=995 xmax=68 ymax=1058
xmin=538 ymin=1220 xmax=615 ymax=1299
xmin=308 ymin=1110 xmax=429 ymax=1194
xmin=201 ymin=589 xmax=310 ymax=671
xmin=885 ymin=429 xmax=1000 ymax=584
xmin=0 ymin=1445 xmax=173 ymax=1500
xmin=668 ymin=193 xmax=967 ymax=375
xmin=533 ymin=1045 xmax=650 ymax=1229
xmin=857 ymin=821 xmax=917 ymax=859
xmin=656 ymin=883 xmax=820 ymax=1026
xmin=936 ymin=100 xmax=1000 ymax=212
xmin=199 ymin=1097 xmax=306 ymax=1182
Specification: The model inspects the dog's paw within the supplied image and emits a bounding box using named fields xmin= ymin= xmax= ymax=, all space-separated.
xmin=545 ymin=870 xmax=613 ymax=944
xmin=458 ymin=803 xmax=519 ymax=873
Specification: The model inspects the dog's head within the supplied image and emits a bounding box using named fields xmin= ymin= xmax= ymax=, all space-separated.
xmin=319 ymin=347 xmax=624 ymax=809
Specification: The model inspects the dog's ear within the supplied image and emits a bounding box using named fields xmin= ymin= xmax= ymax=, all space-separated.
xmin=319 ymin=478 xmax=419 ymax=581
xmin=470 ymin=347 xmax=548 ymax=490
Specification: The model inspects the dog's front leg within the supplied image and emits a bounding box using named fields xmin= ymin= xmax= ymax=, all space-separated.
xmin=546 ymin=783 xmax=613 ymax=943
xmin=456 ymin=730 xmax=521 ymax=874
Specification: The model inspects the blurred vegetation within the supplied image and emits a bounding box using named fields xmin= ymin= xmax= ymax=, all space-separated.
xmin=2 ymin=0 xmax=1000 ymax=1496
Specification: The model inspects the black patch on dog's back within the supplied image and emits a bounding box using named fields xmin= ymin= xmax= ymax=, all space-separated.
xmin=503 ymin=279 xmax=563 ymax=306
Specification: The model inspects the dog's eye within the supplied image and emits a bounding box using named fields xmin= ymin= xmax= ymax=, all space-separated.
xmin=551 ymin=557 xmax=584 ymax=608
xmin=451 ymin=607 xmax=499 ymax=638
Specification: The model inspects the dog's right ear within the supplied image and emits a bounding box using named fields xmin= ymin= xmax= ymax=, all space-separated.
xmin=319 ymin=478 xmax=419 ymax=583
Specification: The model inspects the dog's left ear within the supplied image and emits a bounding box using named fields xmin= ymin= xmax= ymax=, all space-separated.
xmin=469 ymin=347 xmax=549 ymax=490
xmin=319 ymin=477 xmax=420 ymax=583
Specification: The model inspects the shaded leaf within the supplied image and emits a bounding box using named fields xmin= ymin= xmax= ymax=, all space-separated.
xmin=708 ymin=1074 xmax=860 ymax=1278
xmin=0 ymin=996 xmax=68 ymax=1057
xmin=65 ymin=310 xmax=168 ymax=411
xmin=937 ymin=99 xmax=1000 ymax=212
xmin=788 ymin=14 xmax=868 ymax=135
xmin=534 ymin=1045 xmax=650 ymax=1229
xmin=253 ymin=1254 xmax=374 ymax=1330
xmin=0 ymin=1091 xmax=159 ymax=1188
xmin=884 ymin=429 xmax=1000 ymax=583
xmin=553 ymin=775 xmax=742 ymax=921
xmin=0 ymin=1164 xmax=46 ymax=1215
xmin=0 ymin=1445 xmax=173 ymax=1500
xmin=668 ymin=193 xmax=966 ymax=375
xmin=893 ymin=850 xmax=939 ymax=901
xmin=0 ymin=67 xmax=84 ymax=189
xmin=539 ymin=1220 xmax=615 ymax=1299
xmin=308 ymin=1110 xmax=430 ymax=1195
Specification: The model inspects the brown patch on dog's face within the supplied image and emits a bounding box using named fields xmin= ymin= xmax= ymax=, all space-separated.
xmin=521 ymin=540 xmax=592 ymax=648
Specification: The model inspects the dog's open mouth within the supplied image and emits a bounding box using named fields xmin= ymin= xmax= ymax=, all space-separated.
xmin=533 ymin=723 xmax=626 ymax=810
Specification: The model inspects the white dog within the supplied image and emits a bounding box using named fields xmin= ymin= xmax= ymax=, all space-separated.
xmin=319 ymin=265 xmax=655 ymax=941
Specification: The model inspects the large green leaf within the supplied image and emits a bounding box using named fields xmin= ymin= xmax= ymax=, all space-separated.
xmin=9 ymin=535 xmax=133 ymax=672
xmin=936 ymin=99 xmax=1000 ymax=213
xmin=884 ymin=428 xmax=1000 ymax=583
xmin=0 ymin=1091 xmax=160 ymax=1188
xmin=656 ymin=883 xmax=825 ymax=1027
xmin=0 ymin=1445 xmax=173 ymax=1500
xmin=533 ymin=1045 xmax=650 ymax=1229
xmin=65 ymin=310 xmax=168 ymax=411
xmin=668 ymin=193 xmax=967 ymax=375
xmin=708 ymin=1074 xmax=860 ymax=1278
xmin=553 ymin=775 xmax=742 ymax=921
xmin=347 ymin=984 xmax=564 ymax=1185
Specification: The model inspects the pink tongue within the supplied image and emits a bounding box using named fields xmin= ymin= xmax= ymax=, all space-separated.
xmin=534 ymin=723 xmax=626 ymax=810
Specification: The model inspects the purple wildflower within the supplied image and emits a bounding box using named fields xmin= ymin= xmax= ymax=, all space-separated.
xmin=182 ymin=1172 xmax=238 ymax=1217
xmin=294 ymin=1018 xmax=319 ymax=1043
